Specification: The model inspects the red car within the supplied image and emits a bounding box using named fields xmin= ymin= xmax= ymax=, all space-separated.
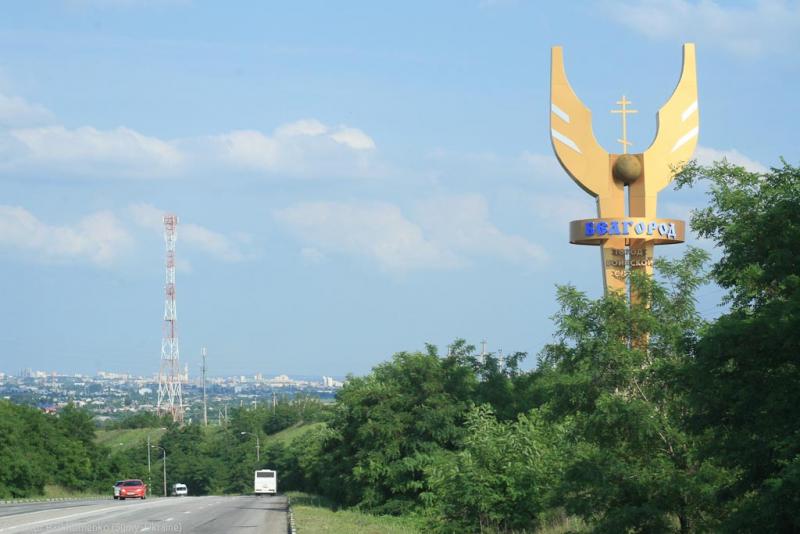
xmin=114 ymin=479 xmax=147 ymax=500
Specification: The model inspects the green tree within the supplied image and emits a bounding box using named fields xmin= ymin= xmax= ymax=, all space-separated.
xmin=320 ymin=345 xmax=478 ymax=514
xmin=159 ymin=425 xmax=219 ymax=495
xmin=677 ymin=159 xmax=800 ymax=532
xmin=537 ymin=249 xmax=728 ymax=533
xmin=0 ymin=402 xmax=46 ymax=497
xmin=425 ymin=405 xmax=571 ymax=533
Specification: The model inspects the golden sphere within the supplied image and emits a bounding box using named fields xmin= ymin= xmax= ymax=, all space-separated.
xmin=613 ymin=154 xmax=642 ymax=184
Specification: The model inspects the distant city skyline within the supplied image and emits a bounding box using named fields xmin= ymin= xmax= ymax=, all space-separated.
xmin=1 ymin=2 xmax=797 ymax=375
xmin=5 ymin=367 xmax=347 ymax=383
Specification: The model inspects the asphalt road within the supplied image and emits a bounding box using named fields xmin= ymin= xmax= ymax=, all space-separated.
xmin=0 ymin=495 xmax=288 ymax=533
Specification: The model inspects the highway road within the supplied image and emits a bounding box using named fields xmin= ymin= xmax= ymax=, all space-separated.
xmin=0 ymin=495 xmax=288 ymax=533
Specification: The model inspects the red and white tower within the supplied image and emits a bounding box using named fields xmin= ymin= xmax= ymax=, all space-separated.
xmin=157 ymin=213 xmax=184 ymax=423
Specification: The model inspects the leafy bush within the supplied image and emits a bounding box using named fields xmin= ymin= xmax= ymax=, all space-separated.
xmin=424 ymin=405 xmax=571 ymax=533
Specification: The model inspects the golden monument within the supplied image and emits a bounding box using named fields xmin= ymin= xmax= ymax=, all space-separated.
xmin=550 ymin=44 xmax=698 ymax=294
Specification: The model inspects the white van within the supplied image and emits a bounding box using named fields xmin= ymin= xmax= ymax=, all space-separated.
xmin=254 ymin=470 xmax=277 ymax=495
xmin=172 ymin=483 xmax=188 ymax=496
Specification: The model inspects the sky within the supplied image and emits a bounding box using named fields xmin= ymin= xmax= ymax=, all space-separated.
xmin=0 ymin=0 xmax=797 ymax=377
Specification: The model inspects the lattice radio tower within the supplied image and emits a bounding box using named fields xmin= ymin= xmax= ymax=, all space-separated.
xmin=157 ymin=213 xmax=184 ymax=423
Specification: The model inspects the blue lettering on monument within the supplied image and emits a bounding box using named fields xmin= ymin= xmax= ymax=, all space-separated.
xmin=623 ymin=221 xmax=633 ymax=235
xmin=582 ymin=220 xmax=680 ymax=240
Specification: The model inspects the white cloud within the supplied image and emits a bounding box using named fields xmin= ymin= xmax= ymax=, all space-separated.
xmin=9 ymin=126 xmax=183 ymax=177
xmin=128 ymin=203 xmax=165 ymax=232
xmin=695 ymin=145 xmax=768 ymax=172
xmin=0 ymin=206 xmax=132 ymax=266
xmin=204 ymin=119 xmax=377 ymax=177
xmin=275 ymin=201 xmax=458 ymax=273
xmin=0 ymin=87 xmax=379 ymax=181
xmin=181 ymin=223 xmax=245 ymax=262
xmin=330 ymin=127 xmax=376 ymax=150
xmin=209 ymin=130 xmax=279 ymax=172
xmin=127 ymin=203 xmax=248 ymax=262
xmin=275 ymin=196 xmax=547 ymax=273
xmin=607 ymin=0 xmax=800 ymax=57
xmin=275 ymin=119 xmax=328 ymax=137
xmin=415 ymin=195 xmax=548 ymax=264
xmin=0 ymin=92 xmax=55 ymax=127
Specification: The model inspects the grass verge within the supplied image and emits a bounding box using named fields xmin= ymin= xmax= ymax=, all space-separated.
xmin=264 ymin=422 xmax=326 ymax=446
xmin=95 ymin=428 xmax=167 ymax=449
xmin=286 ymin=492 xmax=423 ymax=534
xmin=43 ymin=485 xmax=107 ymax=500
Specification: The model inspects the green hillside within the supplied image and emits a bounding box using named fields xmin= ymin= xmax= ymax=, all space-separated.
xmin=95 ymin=428 xmax=167 ymax=450
xmin=96 ymin=422 xmax=321 ymax=451
xmin=263 ymin=422 xmax=325 ymax=446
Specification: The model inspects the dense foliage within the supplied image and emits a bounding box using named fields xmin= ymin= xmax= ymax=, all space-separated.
xmin=677 ymin=159 xmax=800 ymax=532
xmin=105 ymin=411 xmax=176 ymax=430
xmin=424 ymin=405 xmax=571 ymax=533
xmin=0 ymin=402 xmax=108 ymax=497
xmin=0 ymin=395 xmax=330 ymax=498
xmin=536 ymin=251 xmax=728 ymax=533
xmin=2 ymin=159 xmax=797 ymax=532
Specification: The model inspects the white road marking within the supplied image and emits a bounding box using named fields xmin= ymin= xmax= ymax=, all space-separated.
xmin=0 ymin=503 xmax=135 ymax=532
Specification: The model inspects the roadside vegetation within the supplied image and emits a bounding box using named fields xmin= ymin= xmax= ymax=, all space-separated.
xmin=95 ymin=427 xmax=168 ymax=449
xmin=1 ymin=159 xmax=798 ymax=532
xmin=287 ymin=492 xmax=423 ymax=534
xmin=42 ymin=485 xmax=107 ymax=500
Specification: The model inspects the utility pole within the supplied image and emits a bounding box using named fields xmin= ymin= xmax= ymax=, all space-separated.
xmin=272 ymin=391 xmax=277 ymax=415
xmin=151 ymin=445 xmax=167 ymax=497
xmin=201 ymin=347 xmax=208 ymax=427
xmin=241 ymin=432 xmax=260 ymax=462
xmin=147 ymin=435 xmax=151 ymax=496
xmin=162 ymin=449 xmax=167 ymax=497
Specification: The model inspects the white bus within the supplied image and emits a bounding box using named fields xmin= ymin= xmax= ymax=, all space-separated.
xmin=254 ymin=469 xmax=277 ymax=495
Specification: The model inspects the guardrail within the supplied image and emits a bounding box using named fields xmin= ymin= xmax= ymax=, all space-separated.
xmin=286 ymin=495 xmax=297 ymax=534
xmin=0 ymin=495 xmax=108 ymax=505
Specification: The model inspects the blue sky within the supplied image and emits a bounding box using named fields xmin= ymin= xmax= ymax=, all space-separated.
xmin=1 ymin=0 xmax=797 ymax=376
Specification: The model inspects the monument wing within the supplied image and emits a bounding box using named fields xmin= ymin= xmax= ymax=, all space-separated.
xmin=643 ymin=43 xmax=699 ymax=193
xmin=550 ymin=46 xmax=609 ymax=198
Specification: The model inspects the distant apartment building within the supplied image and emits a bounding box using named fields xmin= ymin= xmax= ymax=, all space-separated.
xmin=322 ymin=376 xmax=343 ymax=388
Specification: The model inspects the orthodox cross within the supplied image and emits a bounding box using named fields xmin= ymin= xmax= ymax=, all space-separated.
xmin=611 ymin=95 xmax=638 ymax=154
